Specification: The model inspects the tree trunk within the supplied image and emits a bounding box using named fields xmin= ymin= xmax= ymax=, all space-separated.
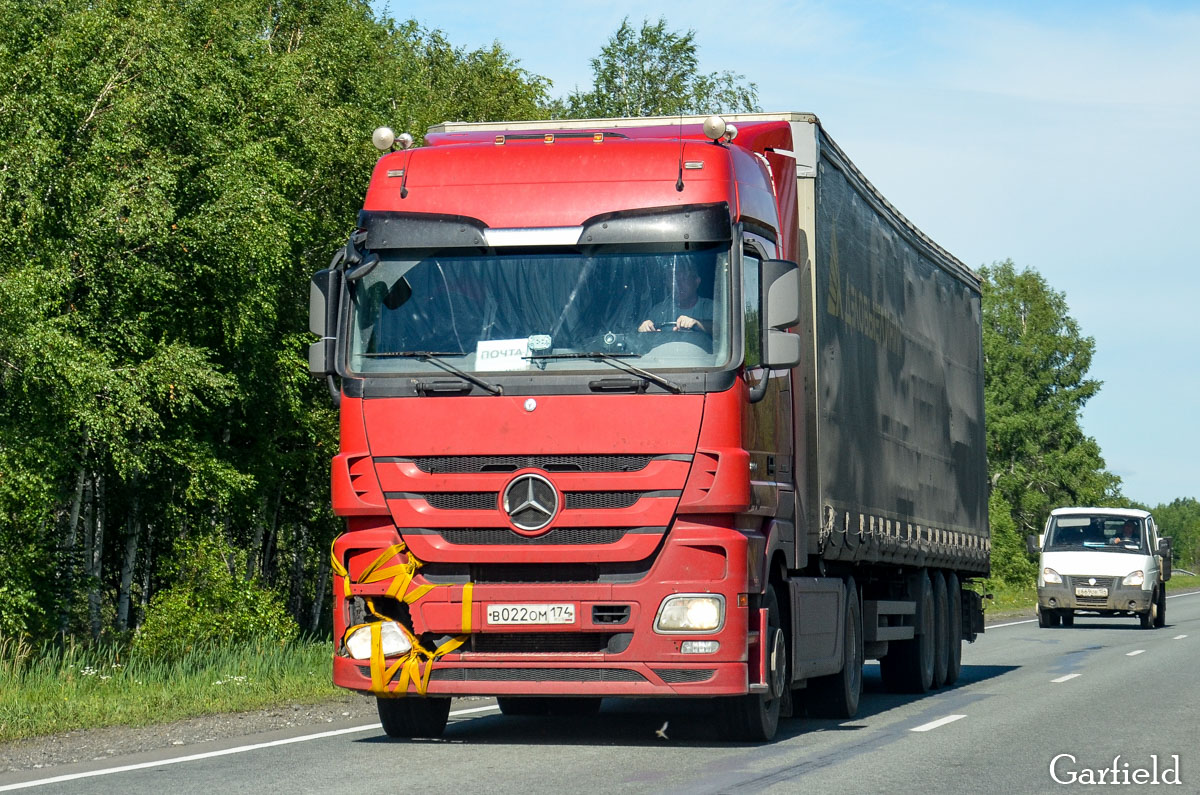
xmin=88 ymin=472 xmax=105 ymax=641
xmin=138 ymin=523 xmax=153 ymax=630
xmin=288 ymin=523 xmax=307 ymax=618
xmin=116 ymin=483 xmax=140 ymax=632
xmin=58 ymin=464 xmax=88 ymax=637
xmin=246 ymin=494 xmax=269 ymax=581
xmin=309 ymin=551 xmax=330 ymax=633
xmin=263 ymin=486 xmax=283 ymax=585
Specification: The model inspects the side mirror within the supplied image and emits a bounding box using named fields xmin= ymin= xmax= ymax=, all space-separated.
xmin=1159 ymin=537 xmax=1172 ymax=581
xmin=760 ymin=258 xmax=801 ymax=370
xmin=1026 ymin=534 xmax=1039 ymax=556
xmin=309 ymin=267 xmax=342 ymax=377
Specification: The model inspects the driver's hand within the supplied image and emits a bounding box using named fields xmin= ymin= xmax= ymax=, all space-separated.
xmin=675 ymin=315 xmax=703 ymax=332
xmin=638 ymin=319 xmax=657 ymax=333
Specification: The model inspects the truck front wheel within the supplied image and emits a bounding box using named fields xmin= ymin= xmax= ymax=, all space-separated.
xmin=377 ymin=696 xmax=452 ymax=739
xmin=1140 ymin=589 xmax=1160 ymax=629
xmin=1154 ymin=587 xmax=1166 ymax=628
xmin=718 ymin=586 xmax=785 ymax=741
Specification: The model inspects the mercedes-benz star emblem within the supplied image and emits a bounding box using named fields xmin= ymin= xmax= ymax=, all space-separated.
xmin=503 ymin=473 xmax=559 ymax=532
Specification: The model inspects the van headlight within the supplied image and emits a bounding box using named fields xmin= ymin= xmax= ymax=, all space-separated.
xmin=1042 ymin=568 xmax=1062 ymax=584
xmin=344 ymin=621 xmax=411 ymax=660
xmin=1122 ymin=570 xmax=1145 ymax=587
xmin=655 ymin=595 xmax=725 ymax=633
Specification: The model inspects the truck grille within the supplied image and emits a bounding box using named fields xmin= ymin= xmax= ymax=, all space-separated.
xmin=428 ymin=667 xmax=646 ymax=683
xmin=1067 ymin=576 xmax=1116 ymax=590
xmin=653 ymin=669 xmax=716 ymax=684
xmin=469 ymin=633 xmax=616 ymax=654
xmin=402 ymin=455 xmax=656 ymax=474
xmin=435 ymin=528 xmax=630 ymax=546
xmin=422 ymin=492 xmax=649 ymax=511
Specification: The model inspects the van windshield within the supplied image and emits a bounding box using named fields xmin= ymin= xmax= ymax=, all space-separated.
xmin=1044 ymin=515 xmax=1147 ymax=553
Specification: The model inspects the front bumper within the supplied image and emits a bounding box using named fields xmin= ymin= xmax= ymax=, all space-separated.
xmin=330 ymin=521 xmax=761 ymax=698
xmin=1038 ymin=581 xmax=1152 ymax=613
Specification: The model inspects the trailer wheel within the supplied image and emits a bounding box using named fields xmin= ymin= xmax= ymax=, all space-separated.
xmin=497 ymin=697 xmax=602 ymax=716
xmin=376 ymin=696 xmax=451 ymax=739
xmin=931 ymin=572 xmax=949 ymax=689
xmin=944 ymin=572 xmax=963 ymax=686
xmin=1154 ymin=586 xmax=1166 ymax=628
xmin=879 ymin=571 xmax=934 ymax=694
xmin=718 ymin=586 xmax=785 ymax=741
xmin=806 ymin=577 xmax=863 ymax=719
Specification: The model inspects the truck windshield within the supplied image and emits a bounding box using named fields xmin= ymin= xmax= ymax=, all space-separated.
xmin=346 ymin=245 xmax=732 ymax=376
xmin=1044 ymin=515 xmax=1147 ymax=553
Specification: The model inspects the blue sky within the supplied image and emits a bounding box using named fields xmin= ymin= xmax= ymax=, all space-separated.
xmin=378 ymin=0 xmax=1199 ymax=507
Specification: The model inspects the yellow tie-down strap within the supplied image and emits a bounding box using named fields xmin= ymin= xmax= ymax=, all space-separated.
xmin=331 ymin=540 xmax=474 ymax=696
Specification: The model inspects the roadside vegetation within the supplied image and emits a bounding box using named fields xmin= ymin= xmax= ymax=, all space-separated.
xmin=0 ymin=635 xmax=338 ymax=743
xmin=1 ymin=0 xmax=1197 ymax=742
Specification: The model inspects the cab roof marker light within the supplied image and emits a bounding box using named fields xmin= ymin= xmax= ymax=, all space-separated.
xmin=593 ymin=133 xmax=604 ymax=143
xmin=544 ymin=134 xmax=554 ymax=144
xmin=684 ymin=161 xmax=704 ymax=170
xmin=495 ymin=135 xmax=505 ymax=145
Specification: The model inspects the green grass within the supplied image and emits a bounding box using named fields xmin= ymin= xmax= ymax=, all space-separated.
xmin=0 ymin=637 xmax=340 ymax=742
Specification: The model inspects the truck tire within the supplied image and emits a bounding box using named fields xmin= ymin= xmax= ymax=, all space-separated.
xmin=931 ymin=572 xmax=949 ymax=689
xmin=377 ymin=696 xmax=451 ymax=739
xmin=944 ymin=572 xmax=963 ymax=686
xmin=1154 ymin=587 xmax=1166 ymax=628
xmin=718 ymin=586 xmax=785 ymax=741
xmin=806 ymin=576 xmax=863 ymax=719
xmin=497 ymin=697 xmax=602 ymax=716
xmin=879 ymin=571 xmax=934 ymax=694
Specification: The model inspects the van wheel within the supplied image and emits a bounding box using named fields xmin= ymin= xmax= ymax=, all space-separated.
xmin=880 ymin=571 xmax=934 ymax=693
xmin=719 ymin=586 xmax=785 ymax=741
xmin=377 ymin=696 xmax=451 ymax=739
xmin=1037 ymin=606 xmax=1060 ymax=628
xmin=1140 ymin=590 xmax=1159 ymax=629
xmin=806 ymin=577 xmax=863 ymax=718
xmin=1154 ymin=587 xmax=1167 ymax=628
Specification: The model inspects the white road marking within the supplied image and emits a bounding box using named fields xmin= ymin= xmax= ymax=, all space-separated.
xmin=911 ymin=714 xmax=967 ymax=732
xmin=988 ymin=619 xmax=1037 ymax=629
xmin=1051 ymin=673 xmax=1081 ymax=683
xmin=1174 ymin=634 xmax=1188 ymax=640
xmin=1126 ymin=649 xmax=1146 ymax=656
xmin=1165 ymin=591 xmax=1200 ymax=600
xmin=0 ymin=703 xmax=502 ymax=792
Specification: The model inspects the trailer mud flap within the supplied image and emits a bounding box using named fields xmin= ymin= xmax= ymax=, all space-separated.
xmin=961 ymin=588 xmax=985 ymax=642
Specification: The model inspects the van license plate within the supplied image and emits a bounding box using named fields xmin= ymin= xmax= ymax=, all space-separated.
xmin=486 ymin=604 xmax=576 ymax=625
xmin=1075 ymin=587 xmax=1108 ymax=598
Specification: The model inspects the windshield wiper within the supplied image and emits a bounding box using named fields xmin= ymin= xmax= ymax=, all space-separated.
xmin=363 ymin=351 xmax=502 ymax=396
xmin=525 ymin=352 xmax=683 ymax=394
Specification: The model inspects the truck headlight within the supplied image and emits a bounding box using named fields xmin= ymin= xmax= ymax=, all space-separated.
xmin=1122 ymin=570 xmax=1145 ymax=587
xmin=655 ymin=595 xmax=725 ymax=633
xmin=344 ymin=621 xmax=411 ymax=660
xmin=1042 ymin=568 xmax=1062 ymax=584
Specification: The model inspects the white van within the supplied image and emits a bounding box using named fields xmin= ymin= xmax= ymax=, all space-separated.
xmin=1030 ymin=507 xmax=1172 ymax=629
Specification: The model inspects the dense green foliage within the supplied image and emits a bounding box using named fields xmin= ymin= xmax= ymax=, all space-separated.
xmin=980 ymin=260 xmax=1124 ymax=584
xmin=556 ymin=17 xmax=760 ymax=118
xmin=1152 ymin=497 xmax=1200 ymax=571
xmin=0 ymin=0 xmax=548 ymax=642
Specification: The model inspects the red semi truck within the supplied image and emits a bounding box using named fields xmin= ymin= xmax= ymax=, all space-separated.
xmin=309 ymin=112 xmax=989 ymax=741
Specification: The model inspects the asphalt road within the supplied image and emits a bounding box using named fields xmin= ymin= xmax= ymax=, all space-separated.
xmin=5 ymin=591 xmax=1198 ymax=794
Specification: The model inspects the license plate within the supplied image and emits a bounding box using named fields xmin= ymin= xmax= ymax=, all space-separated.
xmin=1075 ymin=587 xmax=1108 ymax=598
xmin=486 ymin=603 xmax=576 ymax=625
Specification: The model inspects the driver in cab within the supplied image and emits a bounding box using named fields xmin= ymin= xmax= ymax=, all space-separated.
xmin=637 ymin=260 xmax=712 ymax=335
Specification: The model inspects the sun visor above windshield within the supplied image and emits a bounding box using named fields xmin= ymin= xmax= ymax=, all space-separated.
xmin=579 ymin=203 xmax=732 ymax=246
xmin=358 ymin=210 xmax=488 ymax=250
